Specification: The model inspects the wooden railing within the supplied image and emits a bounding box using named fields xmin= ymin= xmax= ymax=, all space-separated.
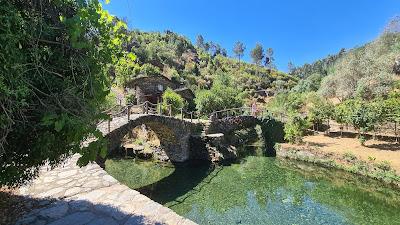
xmin=102 ymin=102 xmax=266 ymax=133
xmin=210 ymin=107 xmax=267 ymax=120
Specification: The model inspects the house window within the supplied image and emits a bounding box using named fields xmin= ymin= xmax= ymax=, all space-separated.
xmin=157 ymin=84 xmax=164 ymax=92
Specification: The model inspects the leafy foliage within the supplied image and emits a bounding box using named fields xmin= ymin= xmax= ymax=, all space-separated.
xmin=162 ymin=88 xmax=185 ymax=115
xmin=233 ymin=41 xmax=246 ymax=66
xmin=195 ymin=74 xmax=245 ymax=114
xmin=284 ymin=113 xmax=310 ymax=144
xmin=0 ymin=0 xmax=126 ymax=186
xmin=281 ymin=19 xmax=400 ymax=145
xmin=117 ymin=31 xmax=297 ymax=103
xmin=319 ymin=33 xmax=400 ymax=101
xmin=307 ymin=94 xmax=334 ymax=130
xmin=251 ymin=43 xmax=264 ymax=66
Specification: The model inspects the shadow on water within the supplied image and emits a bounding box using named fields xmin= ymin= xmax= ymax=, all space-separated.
xmin=136 ymin=161 xmax=221 ymax=205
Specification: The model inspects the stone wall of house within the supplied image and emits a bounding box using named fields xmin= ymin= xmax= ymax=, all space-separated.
xmin=128 ymin=77 xmax=181 ymax=104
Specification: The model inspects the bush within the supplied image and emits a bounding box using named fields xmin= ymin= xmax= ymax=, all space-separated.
xmin=195 ymin=73 xmax=244 ymax=115
xmin=267 ymin=92 xmax=306 ymax=117
xmin=0 ymin=0 xmax=126 ymax=186
xmin=195 ymin=90 xmax=222 ymax=115
xmin=284 ymin=113 xmax=311 ymax=144
xmin=376 ymin=161 xmax=392 ymax=172
xmin=358 ymin=135 xmax=367 ymax=146
xmin=125 ymin=93 xmax=137 ymax=105
xmin=140 ymin=63 xmax=161 ymax=76
xmin=102 ymin=92 xmax=118 ymax=111
xmin=115 ymin=53 xmax=139 ymax=87
xmin=343 ymin=152 xmax=357 ymax=162
xmin=162 ymin=88 xmax=185 ymax=115
xmin=307 ymin=94 xmax=334 ymax=130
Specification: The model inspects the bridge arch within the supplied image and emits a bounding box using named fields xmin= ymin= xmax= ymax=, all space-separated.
xmin=105 ymin=115 xmax=201 ymax=162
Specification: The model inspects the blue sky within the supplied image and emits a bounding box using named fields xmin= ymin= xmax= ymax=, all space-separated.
xmin=104 ymin=0 xmax=400 ymax=71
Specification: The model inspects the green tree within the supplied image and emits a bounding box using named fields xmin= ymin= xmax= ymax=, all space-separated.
xmin=196 ymin=35 xmax=205 ymax=50
xmin=162 ymin=88 xmax=185 ymax=115
xmin=265 ymin=47 xmax=275 ymax=69
xmin=195 ymin=90 xmax=222 ymax=115
xmin=292 ymin=73 xmax=322 ymax=93
xmin=344 ymin=100 xmax=383 ymax=145
xmin=307 ymin=95 xmax=334 ymax=131
xmin=195 ymin=73 xmax=244 ymax=114
xmin=333 ymin=102 xmax=352 ymax=136
xmin=284 ymin=113 xmax=310 ymax=144
xmin=288 ymin=61 xmax=295 ymax=74
xmin=251 ymin=43 xmax=264 ymax=66
xmin=233 ymin=41 xmax=246 ymax=68
xmin=140 ymin=63 xmax=162 ymax=76
xmin=0 ymin=0 xmax=127 ymax=186
xmin=115 ymin=52 xmax=139 ymax=87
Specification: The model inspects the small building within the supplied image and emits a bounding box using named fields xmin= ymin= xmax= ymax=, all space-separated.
xmin=125 ymin=76 xmax=195 ymax=105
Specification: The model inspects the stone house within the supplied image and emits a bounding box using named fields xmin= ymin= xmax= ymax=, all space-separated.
xmin=125 ymin=76 xmax=195 ymax=105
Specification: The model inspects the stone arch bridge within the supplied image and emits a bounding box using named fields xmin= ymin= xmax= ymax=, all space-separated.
xmin=99 ymin=105 xmax=267 ymax=163
xmin=103 ymin=115 xmax=202 ymax=162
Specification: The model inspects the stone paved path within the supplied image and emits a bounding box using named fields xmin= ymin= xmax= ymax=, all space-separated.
xmin=16 ymin=115 xmax=197 ymax=225
xmin=16 ymin=155 xmax=196 ymax=225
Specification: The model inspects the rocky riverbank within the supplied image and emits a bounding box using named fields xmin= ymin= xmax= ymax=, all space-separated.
xmin=276 ymin=143 xmax=400 ymax=189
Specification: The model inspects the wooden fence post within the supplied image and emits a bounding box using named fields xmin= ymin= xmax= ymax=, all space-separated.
xmin=127 ymin=106 xmax=131 ymax=121
xmin=108 ymin=118 xmax=111 ymax=133
xmin=169 ymin=105 xmax=172 ymax=117
xmin=190 ymin=112 xmax=193 ymax=123
xmin=181 ymin=108 xmax=183 ymax=120
xmin=145 ymin=102 xmax=148 ymax=114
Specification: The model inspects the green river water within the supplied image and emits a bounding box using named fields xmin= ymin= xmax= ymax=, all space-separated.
xmin=105 ymin=156 xmax=400 ymax=225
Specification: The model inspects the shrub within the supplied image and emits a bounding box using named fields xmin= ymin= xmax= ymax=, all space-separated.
xmin=195 ymin=90 xmax=222 ymax=115
xmin=125 ymin=93 xmax=137 ymax=105
xmin=358 ymin=135 xmax=367 ymax=146
xmin=115 ymin=53 xmax=139 ymax=87
xmin=343 ymin=152 xmax=357 ymax=162
xmin=284 ymin=113 xmax=311 ymax=144
xmin=162 ymin=88 xmax=185 ymax=115
xmin=140 ymin=63 xmax=161 ymax=76
xmin=307 ymin=94 xmax=334 ymax=131
xmin=376 ymin=161 xmax=392 ymax=172
xmin=195 ymin=73 xmax=244 ymax=115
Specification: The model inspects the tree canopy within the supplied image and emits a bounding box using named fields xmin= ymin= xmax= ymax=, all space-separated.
xmin=0 ymin=0 xmax=127 ymax=186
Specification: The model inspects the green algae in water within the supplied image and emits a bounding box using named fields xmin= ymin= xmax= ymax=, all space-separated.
xmin=105 ymin=159 xmax=175 ymax=189
xmin=106 ymin=157 xmax=400 ymax=225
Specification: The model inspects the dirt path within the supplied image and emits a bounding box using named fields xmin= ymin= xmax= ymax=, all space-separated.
xmin=282 ymin=134 xmax=400 ymax=174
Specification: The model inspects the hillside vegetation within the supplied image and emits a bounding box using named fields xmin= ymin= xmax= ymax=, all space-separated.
xmin=269 ymin=19 xmax=400 ymax=144
xmin=114 ymin=30 xmax=297 ymax=110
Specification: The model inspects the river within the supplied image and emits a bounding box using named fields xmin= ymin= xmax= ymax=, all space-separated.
xmin=105 ymin=156 xmax=400 ymax=225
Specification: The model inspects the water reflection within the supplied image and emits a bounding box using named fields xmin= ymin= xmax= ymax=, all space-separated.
xmin=106 ymin=157 xmax=400 ymax=225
